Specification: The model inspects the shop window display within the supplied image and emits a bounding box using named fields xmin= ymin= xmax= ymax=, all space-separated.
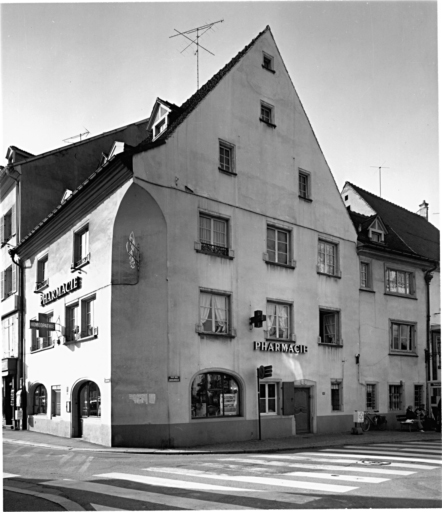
xmin=191 ymin=372 xmax=240 ymax=418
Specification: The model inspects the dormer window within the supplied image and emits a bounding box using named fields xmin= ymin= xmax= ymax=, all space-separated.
xmin=152 ymin=105 xmax=170 ymax=140
xmin=368 ymin=217 xmax=386 ymax=243
xmin=262 ymin=52 xmax=275 ymax=73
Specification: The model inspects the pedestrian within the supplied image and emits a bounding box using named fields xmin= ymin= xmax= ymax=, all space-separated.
xmin=405 ymin=405 xmax=424 ymax=432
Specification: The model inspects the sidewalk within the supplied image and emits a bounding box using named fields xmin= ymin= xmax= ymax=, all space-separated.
xmin=3 ymin=425 xmax=441 ymax=455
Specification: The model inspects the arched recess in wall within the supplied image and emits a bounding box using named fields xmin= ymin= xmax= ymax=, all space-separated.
xmin=110 ymin=182 xmax=168 ymax=395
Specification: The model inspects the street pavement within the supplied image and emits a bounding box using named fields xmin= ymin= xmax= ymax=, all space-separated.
xmin=3 ymin=427 xmax=442 ymax=510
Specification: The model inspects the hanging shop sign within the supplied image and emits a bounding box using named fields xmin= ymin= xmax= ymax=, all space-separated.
xmin=253 ymin=341 xmax=308 ymax=354
xmin=40 ymin=277 xmax=81 ymax=306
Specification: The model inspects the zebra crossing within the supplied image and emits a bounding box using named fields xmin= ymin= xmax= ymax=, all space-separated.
xmin=33 ymin=440 xmax=441 ymax=510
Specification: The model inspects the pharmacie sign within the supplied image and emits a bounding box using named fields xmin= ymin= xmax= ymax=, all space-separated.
xmin=253 ymin=341 xmax=308 ymax=354
xmin=40 ymin=277 xmax=81 ymax=306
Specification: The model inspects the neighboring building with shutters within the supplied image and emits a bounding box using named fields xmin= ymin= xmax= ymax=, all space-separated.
xmin=342 ymin=182 xmax=440 ymax=424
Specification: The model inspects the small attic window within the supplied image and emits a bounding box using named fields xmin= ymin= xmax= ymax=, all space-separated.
xmin=152 ymin=104 xmax=170 ymax=140
xmin=262 ymin=52 xmax=275 ymax=73
xmin=368 ymin=218 xmax=385 ymax=243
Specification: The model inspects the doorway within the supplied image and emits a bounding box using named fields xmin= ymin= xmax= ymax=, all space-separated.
xmin=294 ymin=387 xmax=310 ymax=433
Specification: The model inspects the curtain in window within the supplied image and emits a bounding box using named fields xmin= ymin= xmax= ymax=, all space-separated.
xmin=277 ymin=231 xmax=288 ymax=264
xmin=199 ymin=216 xmax=211 ymax=244
xmin=324 ymin=314 xmax=336 ymax=343
xmin=200 ymin=293 xmax=212 ymax=330
xmin=213 ymin=220 xmax=226 ymax=247
xmin=278 ymin=305 xmax=288 ymax=339
xmin=267 ymin=228 xmax=276 ymax=262
xmin=267 ymin=304 xmax=277 ymax=337
xmin=213 ymin=295 xmax=227 ymax=333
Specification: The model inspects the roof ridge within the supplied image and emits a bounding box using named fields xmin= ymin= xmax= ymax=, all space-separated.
xmin=346 ymin=181 xmax=431 ymax=222
xmin=135 ymin=25 xmax=271 ymax=151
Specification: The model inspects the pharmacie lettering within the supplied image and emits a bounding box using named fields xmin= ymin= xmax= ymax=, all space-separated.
xmin=41 ymin=277 xmax=81 ymax=306
xmin=253 ymin=341 xmax=308 ymax=354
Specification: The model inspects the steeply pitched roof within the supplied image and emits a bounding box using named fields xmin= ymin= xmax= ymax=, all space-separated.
xmin=346 ymin=182 xmax=440 ymax=262
xmin=135 ymin=26 xmax=271 ymax=152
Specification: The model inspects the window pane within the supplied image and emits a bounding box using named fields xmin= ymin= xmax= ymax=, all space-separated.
xmin=191 ymin=374 xmax=207 ymax=418
xmin=213 ymin=219 xmax=226 ymax=247
xmin=199 ymin=216 xmax=211 ymax=244
xmin=267 ymin=228 xmax=276 ymax=262
xmin=277 ymin=231 xmax=288 ymax=264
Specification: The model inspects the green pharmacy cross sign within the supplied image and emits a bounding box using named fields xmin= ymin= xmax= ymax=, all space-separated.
xmin=30 ymin=313 xmax=56 ymax=338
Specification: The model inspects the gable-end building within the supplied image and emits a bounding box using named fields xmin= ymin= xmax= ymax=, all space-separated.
xmin=342 ymin=182 xmax=440 ymax=423
xmin=12 ymin=27 xmax=361 ymax=447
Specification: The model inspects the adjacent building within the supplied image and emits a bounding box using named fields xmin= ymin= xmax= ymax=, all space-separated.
xmin=342 ymin=182 xmax=440 ymax=422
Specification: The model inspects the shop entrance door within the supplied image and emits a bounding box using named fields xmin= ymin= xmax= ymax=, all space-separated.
xmin=294 ymin=387 xmax=310 ymax=433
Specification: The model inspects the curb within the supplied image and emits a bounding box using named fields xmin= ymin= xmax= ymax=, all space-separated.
xmin=4 ymin=485 xmax=85 ymax=511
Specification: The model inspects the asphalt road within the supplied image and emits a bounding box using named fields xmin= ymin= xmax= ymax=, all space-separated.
xmin=3 ymin=439 xmax=441 ymax=510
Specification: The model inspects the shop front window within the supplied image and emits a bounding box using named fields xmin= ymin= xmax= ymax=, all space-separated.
xmin=79 ymin=381 xmax=101 ymax=418
xmin=191 ymin=372 xmax=240 ymax=418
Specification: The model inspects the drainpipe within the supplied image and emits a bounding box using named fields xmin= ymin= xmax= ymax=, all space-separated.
xmin=424 ymin=264 xmax=438 ymax=414
xmin=9 ymin=249 xmax=26 ymax=430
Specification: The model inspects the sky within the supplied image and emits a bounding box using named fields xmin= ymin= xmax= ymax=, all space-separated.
xmin=1 ymin=1 xmax=439 ymax=227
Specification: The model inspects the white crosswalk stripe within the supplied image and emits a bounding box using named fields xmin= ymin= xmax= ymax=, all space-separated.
xmin=339 ymin=446 xmax=442 ymax=457
xmin=3 ymin=473 xmax=20 ymax=479
xmin=316 ymin=450 xmax=442 ymax=464
xmin=369 ymin=443 xmax=442 ymax=452
xmin=250 ymin=454 xmax=438 ymax=470
xmin=141 ymin=467 xmax=358 ymax=493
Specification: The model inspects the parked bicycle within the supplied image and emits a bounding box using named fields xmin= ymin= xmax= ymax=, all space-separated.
xmin=361 ymin=410 xmax=387 ymax=431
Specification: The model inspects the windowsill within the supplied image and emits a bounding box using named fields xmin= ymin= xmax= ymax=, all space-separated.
xmin=299 ymin=195 xmax=313 ymax=203
xmin=31 ymin=344 xmax=55 ymax=354
xmin=197 ymin=332 xmax=236 ymax=340
xmin=35 ymin=281 xmax=49 ymax=293
xmin=261 ymin=413 xmax=278 ymax=417
xmin=331 ymin=409 xmax=344 ymax=413
xmin=1 ymin=292 xmax=16 ymax=302
xmin=265 ymin=337 xmax=293 ymax=343
xmin=317 ymin=271 xmax=341 ymax=279
xmin=389 ymin=351 xmax=418 ymax=357
xmin=360 ymin=288 xmax=375 ymax=293
xmin=265 ymin=260 xmax=296 ymax=270
xmin=195 ymin=242 xmax=234 ymax=260
xmin=218 ymin=167 xmax=237 ymax=177
xmin=262 ymin=65 xmax=276 ymax=74
xmin=71 ymin=255 xmax=90 ymax=272
xmin=384 ymin=292 xmax=417 ymax=300
xmin=318 ymin=342 xmax=343 ymax=348
xmin=191 ymin=415 xmax=242 ymax=421
xmin=259 ymin=118 xmax=277 ymax=128
xmin=65 ymin=334 xmax=98 ymax=344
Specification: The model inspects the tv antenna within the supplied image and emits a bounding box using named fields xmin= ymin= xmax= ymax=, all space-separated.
xmin=370 ymin=165 xmax=390 ymax=197
xmin=170 ymin=20 xmax=224 ymax=90
xmin=63 ymin=128 xmax=90 ymax=144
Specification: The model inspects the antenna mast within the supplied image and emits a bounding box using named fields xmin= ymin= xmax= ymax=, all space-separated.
xmin=370 ymin=165 xmax=390 ymax=197
xmin=63 ymin=128 xmax=90 ymax=144
xmin=170 ymin=20 xmax=224 ymax=90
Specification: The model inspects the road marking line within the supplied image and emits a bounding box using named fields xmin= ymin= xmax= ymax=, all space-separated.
xmin=222 ymin=458 xmax=415 ymax=475
xmin=342 ymin=445 xmax=442 ymax=456
xmin=305 ymin=451 xmax=442 ymax=464
xmin=4 ymin=484 xmax=85 ymax=511
xmin=249 ymin=454 xmax=435 ymax=470
xmin=78 ymin=456 xmax=94 ymax=473
xmin=142 ymin=467 xmax=358 ymax=493
xmin=91 ymin=505 xmax=125 ymax=511
xmin=283 ymin=471 xmax=389 ymax=483
xmin=44 ymin=480 xmax=255 ymax=510
xmin=59 ymin=453 xmax=75 ymax=465
xmin=94 ymin=472 xmax=259 ymax=492
xmin=321 ymin=448 xmax=442 ymax=462
xmin=369 ymin=444 xmax=442 ymax=452
xmin=3 ymin=473 xmax=20 ymax=478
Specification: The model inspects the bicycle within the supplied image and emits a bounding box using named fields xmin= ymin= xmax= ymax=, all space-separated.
xmin=361 ymin=410 xmax=387 ymax=432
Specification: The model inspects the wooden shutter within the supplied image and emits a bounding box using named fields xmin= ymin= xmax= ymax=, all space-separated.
xmin=282 ymin=382 xmax=295 ymax=415
xmin=1 ymin=270 xmax=5 ymax=300
xmin=0 ymin=215 xmax=4 ymax=244
xmin=11 ymin=264 xmax=17 ymax=294
xmin=11 ymin=205 xmax=16 ymax=237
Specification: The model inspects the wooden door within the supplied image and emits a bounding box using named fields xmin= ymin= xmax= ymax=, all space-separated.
xmin=294 ymin=387 xmax=310 ymax=433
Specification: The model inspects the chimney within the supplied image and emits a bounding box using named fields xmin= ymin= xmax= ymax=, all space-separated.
xmin=417 ymin=200 xmax=429 ymax=220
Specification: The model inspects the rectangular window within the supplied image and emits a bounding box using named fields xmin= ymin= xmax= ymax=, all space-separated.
xmin=1 ymin=264 xmax=17 ymax=300
xmin=319 ymin=309 xmax=340 ymax=345
xmin=51 ymin=386 xmax=61 ymax=417
xmin=1 ymin=206 xmax=15 ymax=245
xmin=414 ymin=385 xmax=424 ymax=409
xmin=262 ymin=53 xmax=274 ymax=71
xmin=259 ymin=383 xmax=277 ymax=414
xmin=266 ymin=302 xmax=290 ymax=340
xmin=317 ymin=240 xmax=338 ymax=275
xmin=366 ymin=383 xmax=377 ymax=410
xmin=385 ymin=268 xmax=414 ymax=296
xmin=360 ymin=261 xmax=370 ymax=289
xmin=267 ymin=227 xmax=289 ymax=265
xmin=81 ymin=297 xmax=95 ymax=337
xmin=73 ymin=225 xmax=90 ymax=268
xmin=389 ymin=384 xmax=403 ymax=411
xmin=200 ymin=292 xmax=229 ymax=334
xmin=299 ymin=170 xmax=310 ymax=199
xmin=260 ymin=102 xmax=274 ymax=125
xmin=219 ymin=141 xmax=235 ymax=174
xmin=2 ymin=316 xmax=16 ymax=358
xmin=390 ymin=321 xmax=416 ymax=353
xmin=36 ymin=255 xmax=49 ymax=290
xmin=66 ymin=303 xmax=79 ymax=341
xmin=331 ymin=381 xmax=342 ymax=411
xmin=200 ymin=215 xmax=227 ymax=248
